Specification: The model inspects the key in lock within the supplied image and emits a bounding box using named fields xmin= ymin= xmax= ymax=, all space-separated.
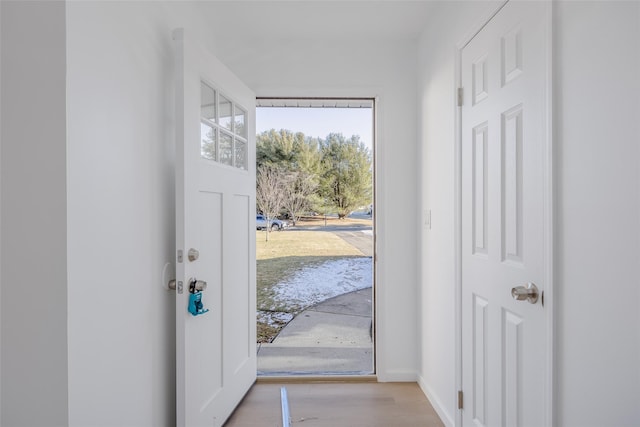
xmin=188 ymin=279 xmax=209 ymax=316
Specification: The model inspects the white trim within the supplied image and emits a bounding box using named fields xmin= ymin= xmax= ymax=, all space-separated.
xmin=372 ymin=95 xmax=380 ymax=378
xmin=453 ymin=45 xmax=463 ymax=427
xmin=454 ymin=1 xmax=555 ymax=426
xmin=543 ymin=2 xmax=555 ymax=425
xmin=418 ymin=375 xmax=454 ymax=427
xmin=254 ymin=94 xmax=381 ymax=378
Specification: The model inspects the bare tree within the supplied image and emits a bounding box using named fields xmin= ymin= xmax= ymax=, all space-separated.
xmin=281 ymin=171 xmax=318 ymax=226
xmin=256 ymin=164 xmax=286 ymax=241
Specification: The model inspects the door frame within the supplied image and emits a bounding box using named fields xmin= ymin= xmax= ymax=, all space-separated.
xmin=254 ymin=96 xmax=379 ymax=378
xmin=453 ymin=1 xmax=555 ymax=426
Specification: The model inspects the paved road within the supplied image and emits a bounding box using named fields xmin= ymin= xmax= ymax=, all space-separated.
xmin=334 ymin=230 xmax=373 ymax=257
xmin=294 ymin=223 xmax=372 ymax=233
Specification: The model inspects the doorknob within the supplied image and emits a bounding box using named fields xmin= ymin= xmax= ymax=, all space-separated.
xmin=167 ymin=279 xmax=207 ymax=293
xmin=188 ymin=248 xmax=199 ymax=262
xmin=168 ymin=279 xmax=183 ymax=293
xmin=511 ymin=282 xmax=539 ymax=304
xmin=189 ymin=279 xmax=207 ymax=293
xmin=168 ymin=278 xmax=206 ymax=293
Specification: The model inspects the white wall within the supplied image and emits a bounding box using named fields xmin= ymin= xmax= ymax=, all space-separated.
xmin=0 ymin=2 xmax=188 ymax=424
xmin=0 ymin=1 xmax=69 ymax=426
xmin=554 ymin=2 xmax=640 ymax=425
xmin=65 ymin=2 xmax=212 ymax=426
xmin=417 ymin=1 xmax=640 ymax=426
xmin=211 ymin=32 xmax=421 ymax=380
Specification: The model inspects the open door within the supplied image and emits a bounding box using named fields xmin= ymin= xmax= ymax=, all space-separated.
xmin=173 ymin=29 xmax=256 ymax=427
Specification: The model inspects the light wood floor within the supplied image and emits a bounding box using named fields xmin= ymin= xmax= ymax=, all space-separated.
xmin=224 ymin=381 xmax=445 ymax=427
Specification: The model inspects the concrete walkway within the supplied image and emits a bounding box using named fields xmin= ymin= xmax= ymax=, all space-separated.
xmin=257 ymin=287 xmax=374 ymax=376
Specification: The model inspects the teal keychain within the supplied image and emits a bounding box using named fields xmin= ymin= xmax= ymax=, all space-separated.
xmin=188 ymin=279 xmax=209 ymax=316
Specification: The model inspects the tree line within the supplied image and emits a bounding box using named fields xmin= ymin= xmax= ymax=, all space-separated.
xmin=256 ymin=129 xmax=372 ymax=227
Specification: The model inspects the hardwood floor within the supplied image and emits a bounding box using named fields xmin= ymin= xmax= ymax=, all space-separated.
xmin=224 ymin=381 xmax=445 ymax=426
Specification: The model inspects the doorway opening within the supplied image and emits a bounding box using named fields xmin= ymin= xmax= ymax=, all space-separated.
xmin=254 ymin=98 xmax=376 ymax=376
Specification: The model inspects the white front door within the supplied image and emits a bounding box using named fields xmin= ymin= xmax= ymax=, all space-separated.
xmin=173 ymin=29 xmax=256 ymax=427
xmin=461 ymin=2 xmax=549 ymax=426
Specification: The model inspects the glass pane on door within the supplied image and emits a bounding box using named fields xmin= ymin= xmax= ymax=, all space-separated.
xmin=235 ymin=106 xmax=247 ymax=138
xmin=201 ymin=123 xmax=216 ymax=161
xmin=219 ymin=94 xmax=233 ymax=132
xmin=200 ymin=82 xmax=216 ymax=122
xmin=235 ymin=139 xmax=247 ymax=170
xmin=219 ymin=131 xmax=233 ymax=166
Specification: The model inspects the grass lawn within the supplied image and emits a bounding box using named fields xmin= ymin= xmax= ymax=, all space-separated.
xmin=256 ymin=220 xmax=370 ymax=342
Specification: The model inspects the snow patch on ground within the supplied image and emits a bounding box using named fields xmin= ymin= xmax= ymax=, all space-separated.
xmin=258 ymin=257 xmax=373 ymax=328
xmin=271 ymin=257 xmax=373 ymax=311
xmin=257 ymin=311 xmax=294 ymax=329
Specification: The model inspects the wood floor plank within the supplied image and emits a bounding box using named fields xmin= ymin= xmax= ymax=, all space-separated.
xmin=224 ymin=382 xmax=445 ymax=427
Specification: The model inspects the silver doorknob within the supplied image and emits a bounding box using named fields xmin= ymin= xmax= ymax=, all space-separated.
xmin=188 ymin=248 xmax=199 ymax=262
xmin=189 ymin=279 xmax=207 ymax=293
xmin=511 ymin=282 xmax=539 ymax=304
xmin=167 ymin=279 xmax=183 ymax=293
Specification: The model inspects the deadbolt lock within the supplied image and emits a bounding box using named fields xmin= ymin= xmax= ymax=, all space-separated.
xmin=188 ymin=248 xmax=199 ymax=262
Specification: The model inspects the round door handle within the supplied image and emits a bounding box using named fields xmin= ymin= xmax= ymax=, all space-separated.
xmin=188 ymin=248 xmax=199 ymax=262
xmin=190 ymin=279 xmax=207 ymax=293
xmin=511 ymin=282 xmax=539 ymax=304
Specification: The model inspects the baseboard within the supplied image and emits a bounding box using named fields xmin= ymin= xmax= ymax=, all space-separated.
xmin=417 ymin=375 xmax=455 ymax=427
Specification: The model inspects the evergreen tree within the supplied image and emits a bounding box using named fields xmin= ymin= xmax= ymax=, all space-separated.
xmin=255 ymin=129 xmax=372 ymax=220
xmin=256 ymin=129 xmax=304 ymax=167
xmin=319 ymin=133 xmax=372 ymax=218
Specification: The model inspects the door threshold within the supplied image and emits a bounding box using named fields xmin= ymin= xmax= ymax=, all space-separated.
xmin=257 ymin=374 xmax=377 ymax=384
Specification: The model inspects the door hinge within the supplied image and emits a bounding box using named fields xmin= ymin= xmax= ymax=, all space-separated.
xmin=458 ymin=390 xmax=463 ymax=409
xmin=457 ymin=87 xmax=464 ymax=107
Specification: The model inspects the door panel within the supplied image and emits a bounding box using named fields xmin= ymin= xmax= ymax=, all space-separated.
xmin=196 ymin=191 xmax=224 ymax=400
xmin=461 ymin=2 xmax=548 ymax=426
xmin=226 ymin=193 xmax=252 ymax=371
xmin=174 ymin=28 xmax=256 ymax=427
xmin=472 ymin=295 xmax=488 ymax=425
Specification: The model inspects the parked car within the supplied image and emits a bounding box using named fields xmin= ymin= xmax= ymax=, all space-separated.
xmin=256 ymin=214 xmax=289 ymax=231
